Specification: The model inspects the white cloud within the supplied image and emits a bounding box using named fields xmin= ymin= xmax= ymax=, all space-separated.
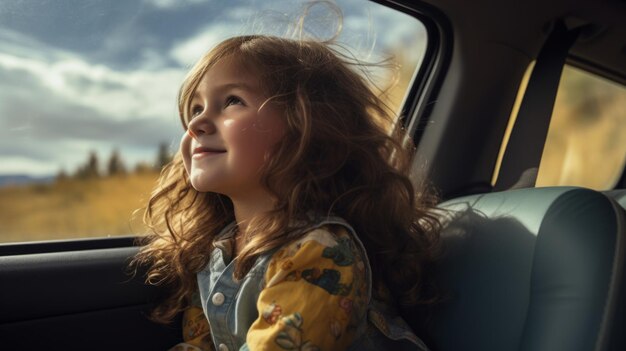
xmin=0 ymin=42 xmax=184 ymax=122
xmin=143 ymin=0 xmax=208 ymax=9
xmin=0 ymin=29 xmax=185 ymax=174
xmin=226 ymin=6 xmax=258 ymax=21
xmin=0 ymin=156 xmax=60 ymax=176
xmin=166 ymin=3 xmax=273 ymax=67
xmin=169 ymin=24 xmax=235 ymax=67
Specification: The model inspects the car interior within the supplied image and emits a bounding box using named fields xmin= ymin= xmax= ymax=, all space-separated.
xmin=1 ymin=0 xmax=625 ymax=350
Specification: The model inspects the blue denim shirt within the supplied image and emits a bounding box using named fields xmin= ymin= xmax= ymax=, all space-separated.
xmin=195 ymin=216 xmax=429 ymax=351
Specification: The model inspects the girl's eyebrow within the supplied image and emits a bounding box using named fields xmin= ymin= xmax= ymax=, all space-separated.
xmin=217 ymin=82 xmax=256 ymax=92
xmin=192 ymin=82 xmax=257 ymax=100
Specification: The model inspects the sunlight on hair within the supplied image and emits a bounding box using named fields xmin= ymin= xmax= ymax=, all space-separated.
xmin=288 ymin=0 xmax=344 ymax=42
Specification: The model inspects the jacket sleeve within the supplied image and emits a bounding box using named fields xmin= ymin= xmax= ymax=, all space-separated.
xmin=243 ymin=226 xmax=369 ymax=351
xmin=169 ymin=292 xmax=214 ymax=351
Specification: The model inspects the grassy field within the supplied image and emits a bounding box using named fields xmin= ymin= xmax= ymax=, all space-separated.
xmin=0 ymin=172 xmax=159 ymax=243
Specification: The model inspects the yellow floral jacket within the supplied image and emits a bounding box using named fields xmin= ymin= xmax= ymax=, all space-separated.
xmin=169 ymin=217 xmax=429 ymax=351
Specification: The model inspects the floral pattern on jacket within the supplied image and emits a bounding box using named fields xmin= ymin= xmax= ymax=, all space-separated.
xmin=246 ymin=225 xmax=369 ymax=350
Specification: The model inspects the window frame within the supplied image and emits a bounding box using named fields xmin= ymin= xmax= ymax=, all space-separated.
xmin=0 ymin=0 xmax=445 ymax=254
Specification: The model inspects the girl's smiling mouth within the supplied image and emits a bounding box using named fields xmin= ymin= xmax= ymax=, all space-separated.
xmin=192 ymin=146 xmax=226 ymax=159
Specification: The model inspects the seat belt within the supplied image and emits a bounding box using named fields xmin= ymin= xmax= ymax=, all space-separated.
xmin=493 ymin=20 xmax=581 ymax=191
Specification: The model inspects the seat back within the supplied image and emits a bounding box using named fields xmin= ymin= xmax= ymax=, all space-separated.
xmin=429 ymin=187 xmax=625 ymax=351
xmin=605 ymin=189 xmax=626 ymax=210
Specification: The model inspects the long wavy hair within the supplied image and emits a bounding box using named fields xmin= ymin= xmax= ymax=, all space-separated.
xmin=131 ymin=35 xmax=441 ymax=323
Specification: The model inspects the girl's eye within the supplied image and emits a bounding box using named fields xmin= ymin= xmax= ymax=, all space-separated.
xmin=224 ymin=95 xmax=244 ymax=108
xmin=190 ymin=105 xmax=203 ymax=118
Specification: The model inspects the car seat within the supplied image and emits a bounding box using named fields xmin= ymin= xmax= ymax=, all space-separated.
xmin=605 ymin=189 xmax=626 ymax=210
xmin=428 ymin=187 xmax=625 ymax=351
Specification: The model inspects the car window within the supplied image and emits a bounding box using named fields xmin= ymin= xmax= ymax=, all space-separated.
xmin=0 ymin=0 xmax=428 ymax=243
xmin=493 ymin=63 xmax=626 ymax=191
xmin=537 ymin=65 xmax=626 ymax=189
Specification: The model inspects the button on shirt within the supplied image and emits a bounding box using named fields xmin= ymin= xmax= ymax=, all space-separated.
xmin=212 ymin=292 xmax=225 ymax=306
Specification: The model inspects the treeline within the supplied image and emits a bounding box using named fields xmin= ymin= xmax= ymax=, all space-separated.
xmin=57 ymin=142 xmax=173 ymax=181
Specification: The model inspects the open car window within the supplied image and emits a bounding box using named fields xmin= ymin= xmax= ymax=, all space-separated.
xmin=0 ymin=0 xmax=429 ymax=243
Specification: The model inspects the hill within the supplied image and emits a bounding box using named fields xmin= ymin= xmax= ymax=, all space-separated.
xmin=0 ymin=174 xmax=55 ymax=187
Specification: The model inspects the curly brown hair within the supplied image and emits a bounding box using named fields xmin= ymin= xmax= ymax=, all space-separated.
xmin=131 ymin=35 xmax=441 ymax=323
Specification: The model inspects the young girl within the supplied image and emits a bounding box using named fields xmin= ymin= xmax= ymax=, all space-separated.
xmin=132 ymin=35 xmax=440 ymax=351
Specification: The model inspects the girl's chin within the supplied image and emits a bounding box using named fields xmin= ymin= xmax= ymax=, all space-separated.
xmin=188 ymin=178 xmax=213 ymax=193
xmin=188 ymin=180 xmax=228 ymax=196
xmin=191 ymin=185 xmax=213 ymax=193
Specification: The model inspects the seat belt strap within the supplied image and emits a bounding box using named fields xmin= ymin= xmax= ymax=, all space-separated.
xmin=494 ymin=20 xmax=580 ymax=191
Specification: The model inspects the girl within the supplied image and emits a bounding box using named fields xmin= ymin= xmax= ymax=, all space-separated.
xmin=132 ymin=35 xmax=441 ymax=351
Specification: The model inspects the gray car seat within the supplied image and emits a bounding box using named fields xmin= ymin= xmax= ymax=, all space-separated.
xmin=605 ymin=189 xmax=626 ymax=210
xmin=429 ymin=187 xmax=625 ymax=351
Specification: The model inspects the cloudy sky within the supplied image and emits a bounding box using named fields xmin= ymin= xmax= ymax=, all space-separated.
xmin=0 ymin=0 xmax=426 ymax=176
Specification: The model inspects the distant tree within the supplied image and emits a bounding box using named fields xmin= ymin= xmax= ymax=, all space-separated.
xmin=56 ymin=168 xmax=69 ymax=182
xmin=134 ymin=161 xmax=153 ymax=174
xmin=107 ymin=149 xmax=126 ymax=176
xmin=155 ymin=142 xmax=173 ymax=171
xmin=86 ymin=150 xmax=100 ymax=178
xmin=75 ymin=150 xmax=100 ymax=179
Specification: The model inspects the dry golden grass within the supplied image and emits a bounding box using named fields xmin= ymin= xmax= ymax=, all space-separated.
xmin=0 ymin=172 xmax=159 ymax=243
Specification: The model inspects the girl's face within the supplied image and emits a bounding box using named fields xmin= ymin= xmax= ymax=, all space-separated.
xmin=180 ymin=58 xmax=286 ymax=199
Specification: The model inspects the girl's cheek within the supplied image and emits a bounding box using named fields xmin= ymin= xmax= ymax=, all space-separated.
xmin=223 ymin=117 xmax=252 ymax=134
xmin=229 ymin=113 xmax=284 ymax=139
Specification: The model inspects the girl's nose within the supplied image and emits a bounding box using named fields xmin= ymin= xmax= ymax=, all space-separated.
xmin=187 ymin=113 xmax=216 ymax=137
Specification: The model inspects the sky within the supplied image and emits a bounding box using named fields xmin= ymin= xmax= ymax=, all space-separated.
xmin=0 ymin=0 xmax=426 ymax=176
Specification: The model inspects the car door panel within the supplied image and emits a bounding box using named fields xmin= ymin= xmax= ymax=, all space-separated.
xmin=0 ymin=247 xmax=181 ymax=349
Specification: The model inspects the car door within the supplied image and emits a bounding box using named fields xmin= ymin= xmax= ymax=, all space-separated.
xmin=0 ymin=240 xmax=182 ymax=349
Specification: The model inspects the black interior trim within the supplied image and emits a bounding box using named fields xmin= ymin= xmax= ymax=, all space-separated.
xmin=0 ymin=247 xmax=157 ymax=323
xmin=0 ymin=303 xmax=182 ymax=351
xmin=0 ymin=235 xmax=137 ymax=256
xmin=442 ymin=181 xmax=494 ymax=200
